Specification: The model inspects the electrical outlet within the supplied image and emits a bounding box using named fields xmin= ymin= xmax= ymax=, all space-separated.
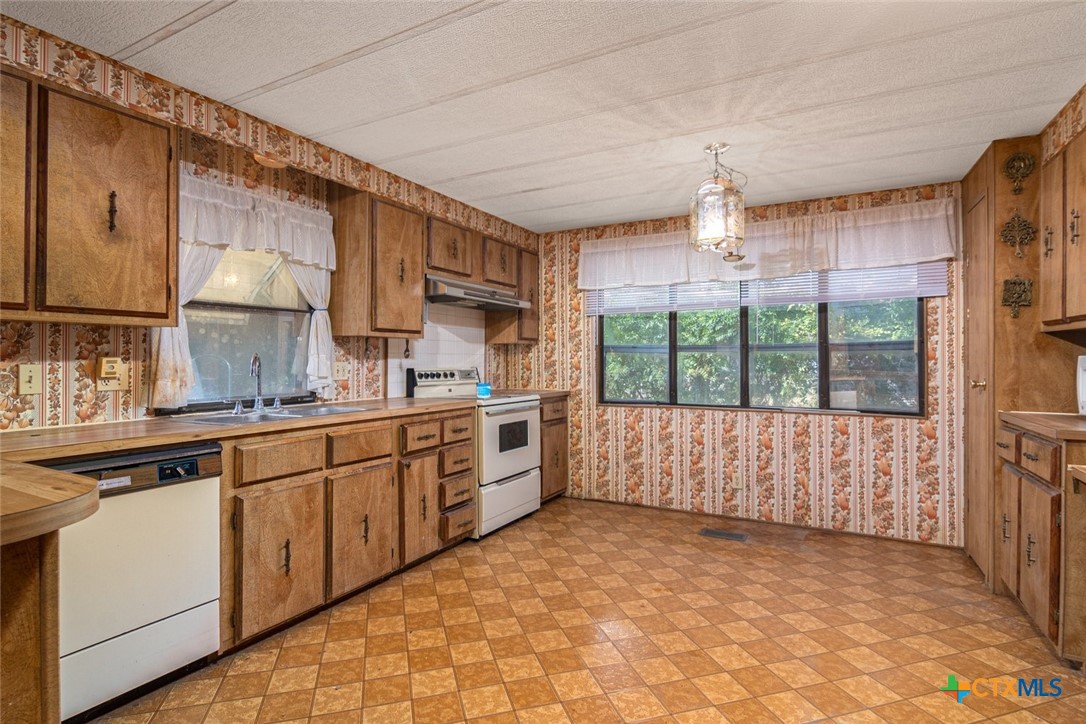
xmin=334 ymin=362 xmax=351 ymax=380
xmin=96 ymin=361 xmax=129 ymax=392
xmin=17 ymin=364 xmax=42 ymax=395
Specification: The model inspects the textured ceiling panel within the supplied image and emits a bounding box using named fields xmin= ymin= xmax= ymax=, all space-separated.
xmin=1 ymin=0 xmax=206 ymax=56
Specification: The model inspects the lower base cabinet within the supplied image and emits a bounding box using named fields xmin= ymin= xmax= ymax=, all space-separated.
xmin=541 ymin=418 xmax=568 ymax=500
xmin=1018 ymin=474 xmax=1061 ymax=642
xmin=328 ymin=463 xmax=397 ymax=600
xmin=401 ymin=453 xmax=441 ymax=565
xmin=236 ymin=480 xmax=326 ymax=641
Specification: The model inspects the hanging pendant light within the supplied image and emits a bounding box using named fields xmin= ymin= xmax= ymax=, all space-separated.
xmin=689 ymin=142 xmax=747 ymax=261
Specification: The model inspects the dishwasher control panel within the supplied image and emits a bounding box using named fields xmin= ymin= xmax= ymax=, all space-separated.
xmin=48 ymin=443 xmax=223 ymax=497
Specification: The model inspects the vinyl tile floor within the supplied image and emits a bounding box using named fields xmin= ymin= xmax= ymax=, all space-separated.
xmin=96 ymin=498 xmax=1086 ymax=723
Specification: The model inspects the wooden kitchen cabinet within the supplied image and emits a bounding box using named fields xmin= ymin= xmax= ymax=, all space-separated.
xmin=1039 ymin=131 xmax=1086 ymax=330
xmin=371 ymin=198 xmax=425 ymax=336
xmin=427 ymin=217 xmax=474 ymax=278
xmin=0 ymin=71 xmax=177 ymax=326
xmin=998 ymin=466 xmax=1020 ymax=595
xmin=540 ymin=395 xmax=569 ymax=502
xmin=235 ymin=479 xmax=325 ymax=641
xmin=483 ymin=237 xmax=518 ymax=288
xmin=400 ymin=453 xmax=441 ymax=565
xmin=1018 ymin=474 xmax=1061 ymax=641
xmin=1 ymin=69 xmax=34 ymax=311
xmin=486 ymin=249 xmax=540 ymax=344
xmin=328 ymin=463 xmax=397 ymax=599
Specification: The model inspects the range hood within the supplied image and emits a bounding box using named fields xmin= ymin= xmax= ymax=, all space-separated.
xmin=426 ymin=275 xmax=531 ymax=311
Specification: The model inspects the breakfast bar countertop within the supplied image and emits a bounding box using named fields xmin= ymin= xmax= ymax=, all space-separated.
xmin=0 ymin=459 xmax=99 ymax=544
xmin=999 ymin=411 xmax=1086 ymax=441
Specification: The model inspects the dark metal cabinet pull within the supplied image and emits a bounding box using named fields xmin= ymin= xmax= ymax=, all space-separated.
xmin=457 ymin=520 xmax=473 ymax=530
xmin=284 ymin=538 xmax=292 ymax=574
xmin=1001 ymin=513 xmax=1011 ymax=541
xmin=421 ymin=493 xmax=428 ymax=521
xmin=416 ymin=433 xmax=437 ymax=441
xmin=1025 ymin=533 xmax=1036 ymax=566
xmin=1043 ymin=226 xmax=1054 ymax=257
xmin=451 ymin=239 xmax=458 ymax=259
xmin=454 ymin=488 xmax=471 ymax=498
xmin=399 ymin=257 xmax=405 ymax=282
xmin=1023 ymin=452 xmax=1040 ymax=462
xmin=500 ymin=250 xmax=507 ymax=272
xmin=362 ymin=514 xmax=370 ymax=544
xmin=1071 ymin=209 xmax=1081 ymax=245
xmin=108 ymin=190 xmax=118 ymax=232
xmin=453 ymin=457 xmax=470 ymax=465
xmin=996 ymin=442 xmax=1010 ymax=449
xmin=452 ymin=426 xmax=469 ymax=434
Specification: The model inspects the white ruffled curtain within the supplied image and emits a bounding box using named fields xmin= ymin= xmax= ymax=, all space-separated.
xmin=578 ymin=197 xmax=959 ymax=289
xmin=149 ymin=174 xmax=336 ymax=408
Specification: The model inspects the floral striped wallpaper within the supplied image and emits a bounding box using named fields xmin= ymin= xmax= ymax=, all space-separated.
xmin=489 ymin=183 xmax=965 ymax=546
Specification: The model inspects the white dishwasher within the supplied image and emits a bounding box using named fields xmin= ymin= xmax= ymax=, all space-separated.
xmin=49 ymin=443 xmax=222 ymax=720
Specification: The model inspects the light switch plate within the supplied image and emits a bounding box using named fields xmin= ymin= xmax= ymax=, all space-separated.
xmin=334 ymin=362 xmax=351 ymax=380
xmin=96 ymin=356 xmax=123 ymax=379
xmin=17 ymin=364 xmax=42 ymax=395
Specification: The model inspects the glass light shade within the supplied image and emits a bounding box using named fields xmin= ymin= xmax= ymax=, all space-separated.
xmin=689 ymin=175 xmax=745 ymax=253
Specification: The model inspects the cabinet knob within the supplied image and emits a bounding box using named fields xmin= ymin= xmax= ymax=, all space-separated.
xmin=969 ymin=379 xmax=987 ymax=389
xmin=403 ymin=460 xmax=412 ymax=469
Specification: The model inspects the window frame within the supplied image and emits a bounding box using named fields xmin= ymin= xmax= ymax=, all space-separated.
xmin=597 ymin=299 xmax=927 ymax=417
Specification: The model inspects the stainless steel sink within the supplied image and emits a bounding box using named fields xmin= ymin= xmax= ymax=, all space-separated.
xmin=186 ymin=405 xmax=368 ymax=425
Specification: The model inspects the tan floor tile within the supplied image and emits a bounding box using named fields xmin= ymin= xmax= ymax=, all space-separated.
xmin=796 ymin=681 xmax=864 ymax=717
xmin=312 ymin=683 xmax=364 ymax=716
xmin=563 ymin=695 xmax=623 ymax=724
xmin=496 ymin=654 xmax=545 ymax=682
xmin=730 ymin=665 xmax=791 ymax=697
xmin=651 ymin=679 xmax=713 ymax=713
xmin=538 ymin=648 xmax=585 ymax=675
xmin=148 ymin=705 xmax=211 ymax=723
xmin=256 ymin=690 xmax=314 ymax=723
xmin=460 ymin=684 xmax=513 ymax=719
xmin=608 ymin=687 xmax=669 ymax=720
xmin=801 ymin=652 xmax=864 ymax=681
xmin=834 ymin=674 xmax=902 ymax=708
xmin=96 ymin=715 xmax=154 ymax=724
xmin=411 ymin=667 xmax=458 ymax=698
xmin=451 ymin=640 xmax=495 ymax=665
xmin=456 ymin=661 xmax=504 ymax=689
xmin=759 ymin=689 xmax=827 ymax=723
xmin=505 ymin=676 xmax=559 ymax=710
xmin=715 ymin=698 xmax=780 ymax=724
xmin=158 ymin=679 xmax=221 ymax=710
xmin=515 ymin=702 xmax=571 ymax=723
xmin=365 ymin=633 xmax=407 ymax=656
xmin=704 ymin=644 xmax=760 ymax=670
xmin=575 ymin=642 xmax=624 ymax=667
xmin=764 ymin=659 xmax=827 ymax=688
xmin=672 ymin=707 xmax=728 ymax=723
xmin=360 ymin=700 xmax=412 ymax=723
xmin=363 ymin=652 xmax=409 ymax=679
xmin=412 ymin=692 xmax=464 ymax=724
xmin=631 ymin=656 xmax=686 ymax=685
xmin=363 ymin=674 xmax=411 ymax=707
xmin=265 ymin=665 xmax=319 ymax=695
xmin=317 ymin=658 xmax=365 ymax=688
xmin=410 ymin=646 xmax=454 ymax=672
xmin=408 ymin=627 xmax=449 ymax=650
xmin=590 ymin=662 xmax=645 ymax=691
xmin=550 ymin=670 xmax=604 ymax=701
xmin=214 ymin=672 xmax=272 ymax=702
xmin=690 ymin=672 xmax=751 ymax=705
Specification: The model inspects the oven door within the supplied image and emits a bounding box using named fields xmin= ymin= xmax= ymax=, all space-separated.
xmin=478 ymin=402 xmax=540 ymax=486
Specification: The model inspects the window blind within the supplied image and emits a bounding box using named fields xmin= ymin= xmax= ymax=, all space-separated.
xmin=585 ymin=261 xmax=947 ymax=316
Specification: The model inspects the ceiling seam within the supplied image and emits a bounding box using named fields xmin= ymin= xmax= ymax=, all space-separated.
xmin=311 ymin=0 xmax=1077 ymax=148
xmin=224 ymin=0 xmax=504 ymax=105
xmin=114 ymin=0 xmax=236 ymax=61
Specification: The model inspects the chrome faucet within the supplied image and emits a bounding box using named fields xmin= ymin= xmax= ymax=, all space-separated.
xmin=250 ymin=353 xmax=264 ymax=411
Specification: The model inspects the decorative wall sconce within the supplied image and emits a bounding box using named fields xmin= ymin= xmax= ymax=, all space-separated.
xmin=1000 ymin=210 xmax=1036 ymax=258
xmin=1001 ymin=276 xmax=1033 ymax=318
xmin=1003 ymin=152 xmax=1035 ymax=195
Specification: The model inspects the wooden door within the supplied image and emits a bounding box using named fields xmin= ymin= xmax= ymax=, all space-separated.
xmin=1 ymin=70 xmax=33 ymax=311
xmin=962 ymin=189 xmax=993 ymax=580
xmin=428 ymin=218 xmax=473 ymax=278
xmin=328 ymin=464 xmax=397 ymax=599
xmin=998 ymin=466 xmax=1020 ymax=595
xmin=483 ymin=238 xmax=518 ymax=288
xmin=371 ymin=198 xmax=424 ymax=335
xmin=1064 ymin=132 xmax=1086 ymax=320
xmin=541 ymin=419 xmax=568 ymax=500
xmin=38 ymin=86 xmax=175 ymax=322
xmin=519 ymin=251 xmax=539 ymax=341
xmin=236 ymin=480 xmax=325 ymax=640
xmin=1018 ymin=475 xmax=1061 ymax=642
xmin=1039 ymin=154 xmax=1065 ymax=324
xmin=400 ymin=453 xmax=440 ymax=564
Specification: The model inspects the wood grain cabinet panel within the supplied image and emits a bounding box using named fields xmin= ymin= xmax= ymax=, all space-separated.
xmin=518 ymin=251 xmax=540 ymax=341
xmin=235 ymin=435 xmax=324 ymax=487
xmin=541 ymin=418 xmax=568 ymax=501
xmin=328 ymin=464 xmax=397 ymax=599
xmin=427 ymin=218 xmax=473 ymax=278
xmin=236 ymin=480 xmax=325 ymax=641
xmin=1064 ymin=132 xmax=1086 ymax=320
xmin=440 ymin=443 xmax=473 ymax=477
xmin=995 ymin=427 xmax=1018 ymax=464
xmin=1020 ymin=435 xmax=1060 ymax=486
xmin=371 ymin=199 xmax=424 ymax=335
xmin=542 ymin=398 xmax=568 ymax=423
xmin=1 ymin=70 xmax=33 ymax=311
xmin=442 ymin=416 xmax=473 ymax=444
xmin=439 ymin=476 xmax=474 ymax=511
xmin=327 ymin=426 xmax=392 ymax=468
xmin=38 ymin=86 xmax=175 ymax=323
xmin=1018 ymin=475 xmax=1061 ymax=642
xmin=400 ymin=454 xmax=441 ymax=565
xmin=998 ymin=467 xmax=1020 ymax=595
xmin=439 ymin=504 xmax=476 ymax=542
xmin=400 ymin=421 xmax=442 ymax=455
xmin=483 ymin=237 xmax=518 ymax=288
xmin=1039 ymin=153 xmax=1066 ymax=324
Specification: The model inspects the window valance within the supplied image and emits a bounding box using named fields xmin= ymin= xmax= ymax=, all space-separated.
xmin=578 ymin=197 xmax=959 ymax=290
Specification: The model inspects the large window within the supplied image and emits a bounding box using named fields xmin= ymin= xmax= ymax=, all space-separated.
xmin=182 ymin=249 xmax=313 ymax=406
xmin=599 ymin=298 xmax=925 ymax=415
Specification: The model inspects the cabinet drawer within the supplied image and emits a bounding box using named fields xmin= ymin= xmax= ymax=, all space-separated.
xmin=236 ymin=435 xmax=324 ymax=486
xmin=327 ymin=426 xmax=391 ymax=467
xmin=439 ymin=476 xmax=475 ymax=511
xmin=995 ymin=427 xmax=1019 ymax=464
xmin=440 ymin=504 xmax=476 ymax=542
xmin=400 ymin=421 xmax=442 ymax=455
xmin=542 ymin=398 xmax=567 ymax=422
xmin=1020 ymin=435 xmax=1060 ymax=485
xmin=440 ymin=443 xmax=474 ymax=477
xmin=442 ymin=416 xmax=473 ymax=443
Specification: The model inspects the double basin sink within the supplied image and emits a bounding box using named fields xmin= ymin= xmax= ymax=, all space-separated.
xmin=187 ymin=405 xmax=367 ymax=425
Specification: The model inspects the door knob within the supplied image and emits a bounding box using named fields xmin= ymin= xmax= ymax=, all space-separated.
xmin=970 ymin=379 xmax=987 ymax=389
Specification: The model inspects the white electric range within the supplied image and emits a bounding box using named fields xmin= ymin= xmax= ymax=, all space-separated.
xmin=409 ymin=368 xmax=540 ymax=537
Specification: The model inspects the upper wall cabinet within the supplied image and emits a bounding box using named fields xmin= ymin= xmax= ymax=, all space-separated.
xmin=486 ymin=249 xmax=539 ymax=344
xmin=0 ymin=69 xmax=178 ymax=327
xmin=483 ymin=237 xmax=518 ymax=288
xmin=1039 ymin=131 xmax=1086 ymax=331
xmin=427 ymin=218 xmax=474 ymax=279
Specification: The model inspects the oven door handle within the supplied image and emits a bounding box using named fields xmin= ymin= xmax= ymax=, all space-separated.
xmin=483 ymin=404 xmax=540 ymax=416
xmin=489 ymin=469 xmax=538 ymax=486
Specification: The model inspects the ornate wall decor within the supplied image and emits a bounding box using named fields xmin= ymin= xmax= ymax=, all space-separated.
xmin=1002 ymin=152 xmax=1035 ymax=194
xmin=1002 ymin=276 xmax=1033 ymax=318
xmin=1000 ymin=210 xmax=1036 ymax=258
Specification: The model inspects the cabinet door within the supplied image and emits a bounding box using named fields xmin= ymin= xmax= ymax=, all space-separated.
xmin=1064 ymin=132 xmax=1086 ymax=320
xmin=400 ymin=454 xmax=441 ymax=565
xmin=236 ymin=480 xmax=325 ymax=641
xmin=1039 ymin=154 xmax=1065 ymax=324
xmin=371 ymin=199 xmax=424 ymax=335
xmin=519 ymin=251 xmax=539 ymax=341
xmin=329 ymin=464 xmax=397 ymax=599
xmin=483 ymin=238 xmax=518 ymax=288
xmin=428 ymin=218 xmax=473 ymax=278
xmin=540 ymin=419 xmax=568 ymax=500
xmin=38 ymin=86 xmax=175 ymax=322
xmin=1018 ymin=475 xmax=1061 ymax=642
xmin=1 ymin=71 xmax=33 ymax=311
xmin=998 ymin=466 xmax=1020 ymax=595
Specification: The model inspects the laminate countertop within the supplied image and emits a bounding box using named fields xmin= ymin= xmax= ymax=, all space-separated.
xmin=0 ymin=460 xmax=98 ymax=544
xmin=0 ymin=398 xmax=478 ymax=463
xmin=999 ymin=411 xmax=1086 ymax=441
